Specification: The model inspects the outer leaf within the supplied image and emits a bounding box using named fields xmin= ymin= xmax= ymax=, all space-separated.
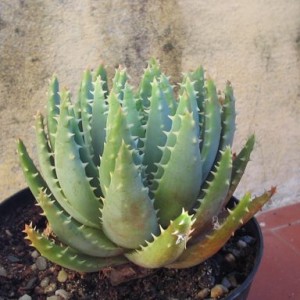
xmin=24 ymin=224 xmax=127 ymax=273
xmin=46 ymin=75 xmax=60 ymax=150
xmin=201 ymin=79 xmax=222 ymax=181
xmin=192 ymin=147 xmax=232 ymax=237
xmin=125 ymin=210 xmax=194 ymax=268
xmin=17 ymin=139 xmax=49 ymax=197
xmin=167 ymin=194 xmax=250 ymax=269
xmin=102 ymin=141 xmax=158 ymax=249
xmin=35 ymin=114 xmax=100 ymax=228
xmin=37 ymin=190 xmax=123 ymax=257
xmin=224 ymin=135 xmax=255 ymax=204
xmin=55 ymin=90 xmax=101 ymax=225
xmin=238 ymin=187 xmax=276 ymax=225
xmin=168 ymin=189 xmax=275 ymax=269
xmin=219 ymin=81 xmax=236 ymax=150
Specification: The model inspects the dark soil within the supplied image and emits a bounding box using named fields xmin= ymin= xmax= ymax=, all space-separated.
xmin=0 ymin=190 xmax=259 ymax=300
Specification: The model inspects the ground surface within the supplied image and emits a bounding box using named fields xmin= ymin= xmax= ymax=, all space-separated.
xmin=249 ymin=202 xmax=300 ymax=299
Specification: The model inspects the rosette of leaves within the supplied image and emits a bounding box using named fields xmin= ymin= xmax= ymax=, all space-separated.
xmin=18 ymin=58 xmax=275 ymax=272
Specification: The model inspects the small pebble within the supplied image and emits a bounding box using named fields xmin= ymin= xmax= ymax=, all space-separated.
xmin=18 ymin=295 xmax=32 ymax=300
xmin=231 ymin=248 xmax=242 ymax=258
xmin=40 ymin=277 xmax=50 ymax=288
xmin=221 ymin=276 xmax=232 ymax=289
xmin=224 ymin=253 xmax=236 ymax=264
xmin=0 ymin=265 xmax=8 ymax=277
xmin=7 ymin=255 xmax=20 ymax=262
xmin=227 ymin=273 xmax=238 ymax=288
xmin=196 ymin=287 xmax=210 ymax=299
xmin=237 ymin=239 xmax=248 ymax=248
xmin=31 ymin=250 xmax=40 ymax=259
xmin=240 ymin=235 xmax=255 ymax=245
xmin=57 ymin=269 xmax=68 ymax=283
xmin=44 ymin=282 xmax=57 ymax=293
xmin=30 ymin=263 xmax=37 ymax=271
xmin=55 ymin=289 xmax=71 ymax=299
xmin=210 ymin=284 xmax=228 ymax=298
xmin=5 ymin=229 xmax=12 ymax=237
xmin=36 ymin=256 xmax=47 ymax=270
xmin=24 ymin=277 xmax=37 ymax=290
xmin=46 ymin=296 xmax=58 ymax=300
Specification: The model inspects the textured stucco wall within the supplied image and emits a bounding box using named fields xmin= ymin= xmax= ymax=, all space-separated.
xmin=0 ymin=0 xmax=299 ymax=208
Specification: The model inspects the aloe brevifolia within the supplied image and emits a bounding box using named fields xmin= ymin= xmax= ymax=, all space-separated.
xmin=18 ymin=58 xmax=275 ymax=273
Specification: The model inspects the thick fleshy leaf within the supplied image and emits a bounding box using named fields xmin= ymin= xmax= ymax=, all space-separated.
xmin=17 ymin=139 xmax=49 ymax=198
xmin=37 ymin=190 xmax=123 ymax=257
xmin=90 ymin=77 xmax=108 ymax=165
xmin=192 ymin=147 xmax=232 ymax=237
xmin=93 ymin=64 xmax=109 ymax=96
xmin=152 ymin=102 xmax=202 ymax=227
xmin=99 ymin=92 xmax=138 ymax=194
xmin=225 ymin=135 xmax=255 ymax=205
xmin=168 ymin=193 xmax=244 ymax=268
xmin=54 ymin=90 xmax=102 ymax=225
xmin=112 ymin=67 xmax=128 ymax=100
xmin=34 ymin=114 xmax=100 ymax=228
xmin=46 ymin=75 xmax=60 ymax=150
xmin=64 ymin=90 xmax=100 ymax=189
xmin=24 ymin=224 xmax=127 ymax=273
xmin=78 ymin=70 xmax=94 ymax=158
xmin=189 ymin=66 xmax=205 ymax=114
xmin=239 ymin=187 xmax=276 ymax=225
xmin=125 ymin=210 xmax=194 ymax=268
xmin=180 ymin=77 xmax=200 ymax=133
xmin=159 ymin=74 xmax=177 ymax=115
xmin=123 ymin=83 xmax=145 ymax=140
xmin=168 ymin=189 xmax=275 ymax=269
xmin=137 ymin=58 xmax=161 ymax=108
xmin=102 ymin=141 xmax=158 ymax=249
xmin=201 ymin=79 xmax=222 ymax=181
xmin=219 ymin=82 xmax=236 ymax=150
xmin=142 ymin=78 xmax=172 ymax=178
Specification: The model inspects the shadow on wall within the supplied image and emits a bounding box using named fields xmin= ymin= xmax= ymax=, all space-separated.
xmin=93 ymin=0 xmax=186 ymax=84
xmin=0 ymin=1 xmax=49 ymax=113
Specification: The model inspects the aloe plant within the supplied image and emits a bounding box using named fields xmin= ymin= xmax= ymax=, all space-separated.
xmin=18 ymin=58 xmax=275 ymax=272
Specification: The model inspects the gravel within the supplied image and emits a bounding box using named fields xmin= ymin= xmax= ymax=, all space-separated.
xmin=36 ymin=256 xmax=48 ymax=271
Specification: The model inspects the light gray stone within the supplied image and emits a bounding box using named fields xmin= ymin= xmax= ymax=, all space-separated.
xmin=18 ymin=295 xmax=32 ymax=300
xmin=36 ymin=256 xmax=47 ymax=271
xmin=55 ymin=289 xmax=71 ymax=300
xmin=0 ymin=265 xmax=7 ymax=277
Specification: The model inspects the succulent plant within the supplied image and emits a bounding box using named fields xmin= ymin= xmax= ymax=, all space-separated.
xmin=18 ymin=58 xmax=275 ymax=272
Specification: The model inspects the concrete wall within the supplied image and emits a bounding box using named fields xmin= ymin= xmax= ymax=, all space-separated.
xmin=1 ymin=0 xmax=299 ymax=208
